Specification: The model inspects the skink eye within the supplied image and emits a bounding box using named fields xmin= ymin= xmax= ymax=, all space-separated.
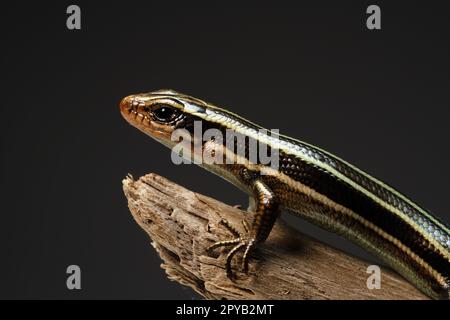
xmin=152 ymin=104 xmax=179 ymax=122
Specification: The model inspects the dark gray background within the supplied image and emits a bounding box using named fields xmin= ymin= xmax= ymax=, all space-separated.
xmin=1 ymin=1 xmax=449 ymax=299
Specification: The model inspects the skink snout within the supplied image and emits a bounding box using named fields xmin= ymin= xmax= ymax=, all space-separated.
xmin=119 ymin=95 xmax=134 ymax=115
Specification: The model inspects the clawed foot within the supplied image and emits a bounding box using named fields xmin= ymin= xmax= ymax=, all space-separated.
xmin=207 ymin=219 xmax=256 ymax=278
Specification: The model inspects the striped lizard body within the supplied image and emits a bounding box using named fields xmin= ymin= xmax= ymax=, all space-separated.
xmin=120 ymin=89 xmax=450 ymax=299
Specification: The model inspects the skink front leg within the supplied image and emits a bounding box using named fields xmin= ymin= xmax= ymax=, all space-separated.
xmin=208 ymin=175 xmax=280 ymax=278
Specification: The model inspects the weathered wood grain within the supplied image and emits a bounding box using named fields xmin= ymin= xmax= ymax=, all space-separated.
xmin=122 ymin=173 xmax=428 ymax=300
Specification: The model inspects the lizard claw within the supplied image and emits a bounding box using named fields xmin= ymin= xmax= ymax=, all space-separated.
xmin=207 ymin=219 xmax=256 ymax=278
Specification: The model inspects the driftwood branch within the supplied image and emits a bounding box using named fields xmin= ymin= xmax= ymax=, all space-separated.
xmin=122 ymin=173 xmax=428 ymax=300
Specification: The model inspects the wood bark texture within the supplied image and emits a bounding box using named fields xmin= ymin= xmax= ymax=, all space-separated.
xmin=122 ymin=173 xmax=428 ymax=300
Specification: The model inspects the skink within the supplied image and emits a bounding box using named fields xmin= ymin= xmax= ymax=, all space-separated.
xmin=119 ymin=89 xmax=450 ymax=299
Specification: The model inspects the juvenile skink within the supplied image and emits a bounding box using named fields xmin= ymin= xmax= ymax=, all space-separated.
xmin=120 ymin=89 xmax=450 ymax=299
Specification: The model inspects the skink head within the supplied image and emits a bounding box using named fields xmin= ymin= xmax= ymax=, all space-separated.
xmin=119 ymin=89 xmax=208 ymax=144
xmin=120 ymin=89 xmax=268 ymax=191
